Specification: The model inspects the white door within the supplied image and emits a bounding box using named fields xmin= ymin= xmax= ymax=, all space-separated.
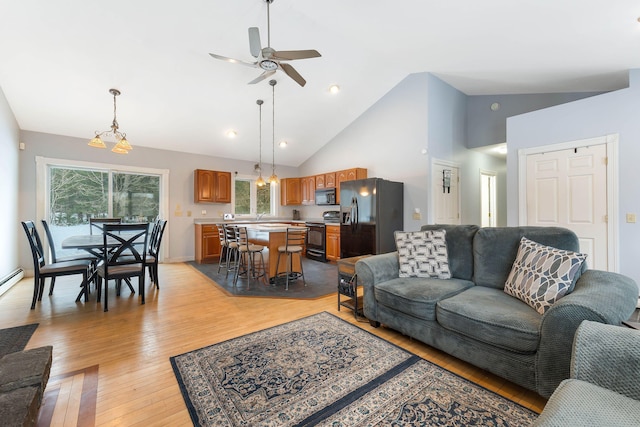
xmin=481 ymin=171 xmax=497 ymax=227
xmin=525 ymin=144 xmax=608 ymax=270
xmin=433 ymin=163 xmax=460 ymax=224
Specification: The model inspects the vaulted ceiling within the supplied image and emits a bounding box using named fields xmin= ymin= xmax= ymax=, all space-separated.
xmin=1 ymin=1 xmax=638 ymax=166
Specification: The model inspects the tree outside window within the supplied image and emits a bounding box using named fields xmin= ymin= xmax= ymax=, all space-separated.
xmin=234 ymin=177 xmax=273 ymax=216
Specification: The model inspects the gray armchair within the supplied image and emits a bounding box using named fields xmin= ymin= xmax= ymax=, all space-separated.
xmin=534 ymin=320 xmax=640 ymax=426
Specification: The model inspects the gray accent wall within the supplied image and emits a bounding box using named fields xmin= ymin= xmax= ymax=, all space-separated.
xmin=507 ymin=69 xmax=640 ymax=286
xmin=0 ymin=87 xmax=20 ymax=283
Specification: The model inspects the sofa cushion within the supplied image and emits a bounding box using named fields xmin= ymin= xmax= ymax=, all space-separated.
xmin=375 ymin=277 xmax=474 ymax=321
xmin=436 ymin=287 xmax=541 ymax=353
xmin=473 ymin=226 xmax=583 ymax=289
xmin=421 ymin=224 xmax=478 ymax=281
xmin=504 ymin=237 xmax=587 ymax=314
xmin=395 ymin=230 xmax=451 ymax=279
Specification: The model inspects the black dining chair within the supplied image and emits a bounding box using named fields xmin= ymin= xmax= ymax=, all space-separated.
xmin=41 ymin=219 xmax=98 ymax=289
xmin=89 ymin=217 xmax=121 ymax=235
xmin=95 ymin=223 xmax=149 ymax=312
xmin=21 ymin=221 xmax=92 ymax=309
xmin=145 ymin=220 xmax=167 ymax=289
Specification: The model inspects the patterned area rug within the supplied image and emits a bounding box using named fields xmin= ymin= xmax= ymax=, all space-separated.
xmin=0 ymin=323 xmax=38 ymax=359
xmin=187 ymin=258 xmax=338 ymax=299
xmin=170 ymin=313 xmax=537 ymax=426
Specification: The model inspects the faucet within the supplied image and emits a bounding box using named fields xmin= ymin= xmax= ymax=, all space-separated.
xmin=256 ymin=213 xmax=265 ymax=221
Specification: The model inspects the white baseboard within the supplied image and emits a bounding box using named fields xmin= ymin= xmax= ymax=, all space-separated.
xmin=0 ymin=269 xmax=25 ymax=297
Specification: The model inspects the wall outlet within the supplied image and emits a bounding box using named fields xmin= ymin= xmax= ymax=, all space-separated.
xmin=412 ymin=212 xmax=422 ymax=220
xmin=627 ymin=213 xmax=637 ymax=223
xmin=201 ymin=210 xmax=207 ymax=216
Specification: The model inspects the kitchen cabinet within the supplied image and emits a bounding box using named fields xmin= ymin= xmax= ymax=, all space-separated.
xmin=194 ymin=169 xmax=232 ymax=203
xmin=280 ymin=178 xmax=302 ymax=205
xmin=315 ymin=174 xmax=326 ymax=189
xmin=326 ymin=224 xmax=340 ymax=261
xmin=325 ymin=172 xmax=336 ymax=189
xmin=195 ymin=224 xmax=221 ymax=263
xmin=301 ymin=175 xmax=316 ymax=205
xmin=336 ymin=168 xmax=367 ymax=204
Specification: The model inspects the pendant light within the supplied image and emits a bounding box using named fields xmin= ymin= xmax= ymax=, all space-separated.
xmin=255 ymin=99 xmax=266 ymax=187
xmin=268 ymin=79 xmax=279 ymax=185
xmin=88 ymin=88 xmax=132 ymax=154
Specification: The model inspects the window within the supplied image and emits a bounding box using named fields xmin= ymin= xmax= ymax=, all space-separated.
xmin=233 ymin=176 xmax=275 ymax=217
xmin=36 ymin=156 xmax=169 ymax=259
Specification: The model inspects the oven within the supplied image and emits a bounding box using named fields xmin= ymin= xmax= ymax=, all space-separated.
xmin=305 ymin=221 xmax=326 ymax=262
xmin=305 ymin=211 xmax=340 ymax=262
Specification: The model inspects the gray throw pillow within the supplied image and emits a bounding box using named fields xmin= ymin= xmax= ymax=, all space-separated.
xmin=395 ymin=230 xmax=451 ymax=279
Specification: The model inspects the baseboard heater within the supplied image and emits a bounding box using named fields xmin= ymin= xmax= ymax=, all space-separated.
xmin=0 ymin=268 xmax=24 ymax=297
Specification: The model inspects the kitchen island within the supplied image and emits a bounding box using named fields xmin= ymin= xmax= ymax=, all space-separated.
xmin=194 ymin=221 xmax=307 ymax=281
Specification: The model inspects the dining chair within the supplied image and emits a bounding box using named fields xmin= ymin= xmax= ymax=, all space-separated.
xmin=95 ymin=223 xmax=149 ymax=312
xmin=145 ymin=220 xmax=167 ymax=289
xmin=275 ymin=227 xmax=308 ymax=290
xmin=233 ymin=226 xmax=267 ymax=287
xmin=89 ymin=217 xmax=121 ymax=235
xmin=41 ymin=219 xmax=98 ymax=289
xmin=21 ymin=221 xmax=92 ymax=309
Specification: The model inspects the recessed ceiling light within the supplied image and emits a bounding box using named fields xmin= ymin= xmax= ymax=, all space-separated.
xmin=226 ymin=130 xmax=237 ymax=138
xmin=279 ymin=141 xmax=287 ymax=148
xmin=329 ymin=84 xmax=340 ymax=94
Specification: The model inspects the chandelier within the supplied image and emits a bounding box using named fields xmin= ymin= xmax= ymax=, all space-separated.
xmin=88 ymin=88 xmax=132 ymax=154
xmin=267 ymin=79 xmax=279 ymax=185
xmin=256 ymin=99 xmax=266 ymax=187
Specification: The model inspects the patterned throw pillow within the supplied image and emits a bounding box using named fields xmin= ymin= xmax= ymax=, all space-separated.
xmin=504 ymin=237 xmax=587 ymax=315
xmin=395 ymin=230 xmax=451 ymax=279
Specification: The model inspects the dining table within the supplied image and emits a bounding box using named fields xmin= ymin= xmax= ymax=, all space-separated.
xmin=61 ymin=232 xmax=145 ymax=258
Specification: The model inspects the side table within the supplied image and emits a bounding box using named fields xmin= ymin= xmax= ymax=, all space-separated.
xmin=337 ymin=255 xmax=371 ymax=319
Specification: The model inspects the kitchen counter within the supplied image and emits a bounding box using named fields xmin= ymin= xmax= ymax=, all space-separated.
xmin=193 ymin=218 xmax=310 ymax=225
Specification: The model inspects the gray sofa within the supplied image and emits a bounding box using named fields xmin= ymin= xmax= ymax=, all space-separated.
xmin=356 ymin=225 xmax=638 ymax=397
xmin=533 ymin=320 xmax=640 ymax=426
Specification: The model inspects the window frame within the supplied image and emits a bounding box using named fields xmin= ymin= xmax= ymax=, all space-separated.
xmin=232 ymin=174 xmax=279 ymax=218
xmin=35 ymin=156 xmax=170 ymax=257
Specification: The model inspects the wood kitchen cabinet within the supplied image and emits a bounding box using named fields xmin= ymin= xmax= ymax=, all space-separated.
xmin=280 ymin=178 xmax=302 ymax=205
xmin=326 ymin=224 xmax=340 ymax=261
xmin=315 ymin=174 xmax=326 ymax=189
xmin=301 ymin=176 xmax=316 ymax=205
xmin=195 ymin=224 xmax=221 ymax=263
xmin=325 ymin=172 xmax=336 ymax=189
xmin=336 ymin=168 xmax=367 ymax=204
xmin=194 ymin=169 xmax=232 ymax=203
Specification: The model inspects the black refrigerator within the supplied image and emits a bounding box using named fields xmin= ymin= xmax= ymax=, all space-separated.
xmin=340 ymin=178 xmax=404 ymax=258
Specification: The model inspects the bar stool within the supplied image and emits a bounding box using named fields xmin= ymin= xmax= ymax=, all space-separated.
xmin=224 ymin=225 xmax=239 ymax=278
xmin=216 ymin=224 xmax=228 ymax=274
xmin=233 ymin=226 xmax=267 ymax=287
xmin=275 ymin=227 xmax=308 ymax=290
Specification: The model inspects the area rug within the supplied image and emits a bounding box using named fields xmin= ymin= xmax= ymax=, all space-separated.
xmin=170 ymin=313 xmax=537 ymax=426
xmin=187 ymin=258 xmax=338 ymax=299
xmin=0 ymin=323 xmax=38 ymax=359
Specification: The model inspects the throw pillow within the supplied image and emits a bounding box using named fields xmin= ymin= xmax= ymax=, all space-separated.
xmin=504 ymin=237 xmax=587 ymax=315
xmin=395 ymin=230 xmax=451 ymax=279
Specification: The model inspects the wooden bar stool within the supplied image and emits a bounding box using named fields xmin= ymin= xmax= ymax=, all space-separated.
xmin=275 ymin=227 xmax=308 ymax=290
xmin=233 ymin=226 xmax=267 ymax=287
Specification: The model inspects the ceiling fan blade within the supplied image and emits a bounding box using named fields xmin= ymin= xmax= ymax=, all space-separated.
xmin=272 ymin=50 xmax=321 ymax=61
xmin=280 ymin=63 xmax=307 ymax=87
xmin=248 ymin=70 xmax=276 ymax=85
xmin=208 ymin=53 xmax=257 ymax=68
xmin=248 ymin=27 xmax=261 ymax=58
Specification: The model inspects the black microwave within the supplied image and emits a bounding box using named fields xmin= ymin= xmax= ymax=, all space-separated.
xmin=315 ymin=188 xmax=337 ymax=205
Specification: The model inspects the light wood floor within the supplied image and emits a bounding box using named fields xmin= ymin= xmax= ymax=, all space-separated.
xmin=0 ymin=263 xmax=547 ymax=426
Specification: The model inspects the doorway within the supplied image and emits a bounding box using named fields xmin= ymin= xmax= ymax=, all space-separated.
xmin=480 ymin=170 xmax=497 ymax=227
xmin=431 ymin=160 xmax=461 ymax=225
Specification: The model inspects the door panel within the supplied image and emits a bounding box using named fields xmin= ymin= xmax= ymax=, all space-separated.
xmin=526 ymin=144 xmax=607 ymax=270
xmin=432 ymin=163 xmax=460 ymax=225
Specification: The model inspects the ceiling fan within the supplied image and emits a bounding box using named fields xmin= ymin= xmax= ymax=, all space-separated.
xmin=209 ymin=0 xmax=321 ymax=87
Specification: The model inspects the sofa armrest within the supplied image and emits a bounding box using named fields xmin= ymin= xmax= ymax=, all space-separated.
xmin=535 ymin=269 xmax=638 ymax=397
xmin=356 ymin=252 xmax=400 ymax=322
xmin=571 ymin=320 xmax=640 ymax=401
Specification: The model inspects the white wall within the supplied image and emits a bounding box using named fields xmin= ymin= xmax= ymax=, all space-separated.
xmin=507 ymin=69 xmax=640 ymax=285
xmin=17 ymin=131 xmax=298 ymax=270
xmin=0 ymin=87 xmax=20 ymax=283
